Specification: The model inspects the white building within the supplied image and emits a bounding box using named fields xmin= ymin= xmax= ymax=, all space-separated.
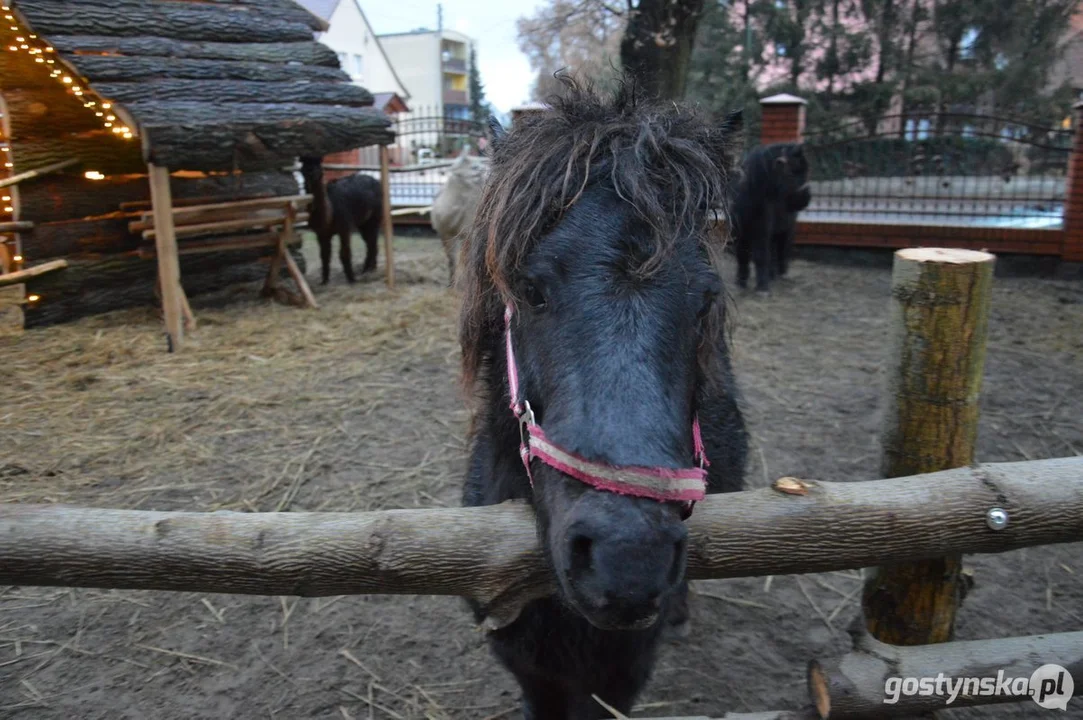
xmin=295 ymin=0 xmax=409 ymax=101
xmin=377 ymin=28 xmax=474 ymax=121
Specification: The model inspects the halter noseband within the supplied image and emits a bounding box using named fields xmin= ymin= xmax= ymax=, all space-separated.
xmin=504 ymin=304 xmax=709 ymax=517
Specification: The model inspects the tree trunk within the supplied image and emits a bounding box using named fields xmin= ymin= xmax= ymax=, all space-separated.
xmin=66 ymin=55 xmax=350 ymax=84
xmin=863 ymin=248 xmax=996 ymax=646
xmin=898 ymin=0 xmax=922 ymax=138
xmin=620 ymin=0 xmax=707 ymax=100
xmin=22 ymin=215 xmax=137 ymax=259
xmin=9 ymin=130 xmax=146 ymax=177
xmin=130 ymin=103 xmax=393 ymax=171
xmin=93 ymin=80 xmax=372 ymax=107
xmin=0 ymin=458 xmax=1078 ymax=630
xmin=47 ymin=36 xmax=339 ymax=67
xmin=809 ymin=626 xmax=1083 ymax=718
xmin=23 ymin=244 xmax=305 ymax=327
xmin=16 ymin=0 xmax=318 ymax=44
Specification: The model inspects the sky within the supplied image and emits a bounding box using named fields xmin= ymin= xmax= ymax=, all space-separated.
xmin=360 ymin=0 xmax=542 ymax=115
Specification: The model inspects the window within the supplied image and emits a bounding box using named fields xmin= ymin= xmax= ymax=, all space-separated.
xmin=352 ymin=54 xmax=363 ymax=77
xmin=336 ymin=52 xmax=348 ymax=70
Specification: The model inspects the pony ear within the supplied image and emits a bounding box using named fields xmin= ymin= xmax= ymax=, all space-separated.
xmin=720 ymin=109 xmax=743 ymax=135
xmin=487 ymin=115 xmax=508 ymax=151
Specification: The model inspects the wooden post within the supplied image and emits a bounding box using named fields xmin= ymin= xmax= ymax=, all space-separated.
xmin=1062 ymin=101 xmax=1083 ymax=262
xmin=147 ymin=164 xmax=185 ymax=351
xmin=379 ymin=144 xmax=395 ymax=289
xmin=863 ymin=248 xmax=995 ymax=646
xmin=759 ymin=94 xmax=807 ymax=145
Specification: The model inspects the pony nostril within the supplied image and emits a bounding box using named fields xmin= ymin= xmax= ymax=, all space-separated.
xmin=569 ymin=534 xmax=594 ymax=573
xmin=669 ymin=538 xmax=688 ymax=586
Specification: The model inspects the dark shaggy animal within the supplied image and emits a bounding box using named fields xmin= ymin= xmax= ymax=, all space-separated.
xmin=299 ymin=157 xmax=383 ymax=284
xmin=458 ymin=78 xmax=749 ymax=719
xmin=731 ymin=143 xmax=811 ymax=292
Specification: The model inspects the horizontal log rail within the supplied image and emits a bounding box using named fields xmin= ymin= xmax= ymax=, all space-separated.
xmin=0 ymin=458 xmax=1079 ymax=630
xmin=0 ymin=221 xmax=34 ymax=233
xmin=808 ymin=626 xmax=1083 ymax=718
xmin=0 ymin=258 xmax=67 ymax=287
xmin=0 ymin=159 xmax=79 ymax=189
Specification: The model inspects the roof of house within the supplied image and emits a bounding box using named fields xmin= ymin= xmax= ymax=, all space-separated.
xmin=1 ymin=0 xmax=393 ymax=172
xmin=293 ymin=0 xmax=342 ymax=23
xmin=373 ymin=92 xmax=410 ymax=113
xmin=293 ymin=0 xmax=412 ymax=101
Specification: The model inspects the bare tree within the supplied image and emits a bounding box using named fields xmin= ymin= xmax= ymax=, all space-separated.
xmin=517 ymin=0 xmax=710 ymax=101
xmin=517 ymin=1 xmax=625 ymax=100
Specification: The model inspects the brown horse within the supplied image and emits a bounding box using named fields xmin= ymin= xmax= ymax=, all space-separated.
xmin=458 ymin=77 xmax=749 ymax=719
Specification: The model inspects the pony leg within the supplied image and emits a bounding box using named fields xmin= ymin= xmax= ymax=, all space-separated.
xmin=360 ymin=218 xmax=380 ymax=274
xmin=666 ymin=580 xmax=692 ymax=638
xmin=318 ymin=233 xmax=333 ymax=285
xmin=735 ymin=239 xmax=750 ymax=290
xmin=337 ymin=219 xmax=356 ymax=284
xmin=752 ymin=233 xmax=771 ymax=293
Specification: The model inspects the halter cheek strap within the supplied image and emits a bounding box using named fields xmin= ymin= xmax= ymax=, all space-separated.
xmin=504 ymin=304 xmax=709 ymax=515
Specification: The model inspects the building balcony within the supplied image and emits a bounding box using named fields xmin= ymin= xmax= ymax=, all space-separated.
xmin=442 ymin=57 xmax=467 ymax=74
xmin=443 ymin=89 xmax=468 ymax=106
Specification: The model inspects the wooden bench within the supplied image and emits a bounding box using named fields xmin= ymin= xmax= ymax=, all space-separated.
xmin=129 ymin=194 xmax=317 ymax=326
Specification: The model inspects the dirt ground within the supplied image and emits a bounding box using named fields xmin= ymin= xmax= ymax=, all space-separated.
xmin=0 ymin=233 xmax=1080 ymax=719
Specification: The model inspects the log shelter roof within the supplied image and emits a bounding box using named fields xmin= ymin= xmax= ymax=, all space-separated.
xmin=0 ymin=0 xmax=394 ymax=172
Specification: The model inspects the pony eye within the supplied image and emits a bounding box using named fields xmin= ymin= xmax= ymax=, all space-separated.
xmin=524 ymin=282 xmax=547 ymax=309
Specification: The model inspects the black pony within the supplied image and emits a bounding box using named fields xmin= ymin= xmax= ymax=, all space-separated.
xmin=299 ymin=157 xmax=383 ymax=284
xmin=458 ymin=78 xmax=749 ymax=719
xmin=731 ymin=143 xmax=811 ymax=292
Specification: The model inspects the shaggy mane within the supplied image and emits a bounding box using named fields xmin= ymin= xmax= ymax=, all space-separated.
xmin=459 ymin=75 xmax=743 ymax=391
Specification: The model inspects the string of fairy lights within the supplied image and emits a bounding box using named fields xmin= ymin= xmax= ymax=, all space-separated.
xmin=2 ymin=2 xmax=137 ymax=303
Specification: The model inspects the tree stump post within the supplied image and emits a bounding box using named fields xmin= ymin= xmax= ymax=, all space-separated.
xmin=863 ymin=248 xmax=996 ymax=646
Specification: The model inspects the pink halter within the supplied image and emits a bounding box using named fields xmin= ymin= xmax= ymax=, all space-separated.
xmin=504 ymin=304 xmax=709 ymax=515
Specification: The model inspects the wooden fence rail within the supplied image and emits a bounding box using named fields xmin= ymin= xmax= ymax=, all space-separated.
xmin=1 ymin=457 xmax=1080 ymax=630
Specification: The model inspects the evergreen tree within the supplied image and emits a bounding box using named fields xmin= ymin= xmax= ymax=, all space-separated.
xmin=468 ymin=46 xmax=488 ymax=125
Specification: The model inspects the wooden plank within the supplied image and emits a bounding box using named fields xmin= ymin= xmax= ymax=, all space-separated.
xmin=138 ymin=233 xmax=279 ymax=258
xmin=380 ymin=145 xmax=395 ymax=289
xmin=148 ymin=164 xmax=184 ymax=351
xmin=0 ymin=259 xmax=68 ymax=288
xmin=142 ymin=212 xmax=310 ymax=241
xmin=133 ymin=194 xmax=312 ymax=232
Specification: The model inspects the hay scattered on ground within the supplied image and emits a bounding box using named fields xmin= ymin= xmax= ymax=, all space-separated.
xmin=0 ymin=236 xmax=469 ymax=514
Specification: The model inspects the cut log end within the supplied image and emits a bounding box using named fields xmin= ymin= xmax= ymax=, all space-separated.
xmin=895 ymin=247 xmax=996 ymax=264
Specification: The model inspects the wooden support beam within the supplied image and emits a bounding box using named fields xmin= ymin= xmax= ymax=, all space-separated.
xmin=147 ymin=164 xmax=185 ymax=351
xmin=808 ymin=626 xmax=1083 ymax=718
xmin=0 ymin=159 xmax=79 ymax=189
xmin=863 ymin=248 xmax=996 ymax=647
xmin=0 ymin=259 xmax=67 ymax=287
xmin=380 ymin=145 xmax=396 ymax=289
xmin=0 ymin=458 xmax=1078 ymax=630
xmin=0 ymin=221 xmax=34 ymax=233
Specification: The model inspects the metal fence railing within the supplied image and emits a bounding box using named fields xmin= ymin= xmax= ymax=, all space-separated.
xmin=800 ymin=111 xmax=1073 ymax=230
